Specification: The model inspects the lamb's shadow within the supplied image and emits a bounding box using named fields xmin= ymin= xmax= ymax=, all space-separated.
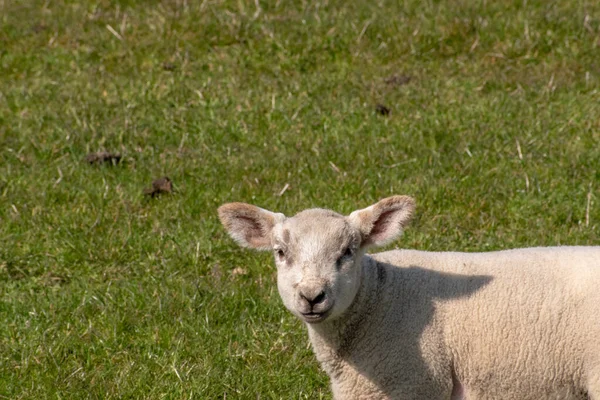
xmin=339 ymin=262 xmax=493 ymax=398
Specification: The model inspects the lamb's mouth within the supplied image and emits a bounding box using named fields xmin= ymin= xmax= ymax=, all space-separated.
xmin=301 ymin=308 xmax=332 ymax=323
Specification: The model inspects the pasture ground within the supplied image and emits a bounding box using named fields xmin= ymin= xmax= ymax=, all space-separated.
xmin=1 ymin=0 xmax=600 ymax=398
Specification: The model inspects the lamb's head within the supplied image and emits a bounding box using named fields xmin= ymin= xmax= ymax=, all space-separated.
xmin=218 ymin=196 xmax=415 ymax=324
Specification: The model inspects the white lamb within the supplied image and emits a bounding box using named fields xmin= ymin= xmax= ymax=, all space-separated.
xmin=218 ymin=195 xmax=600 ymax=399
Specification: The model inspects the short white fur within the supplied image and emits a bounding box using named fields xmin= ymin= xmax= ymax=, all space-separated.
xmin=218 ymin=196 xmax=600 ymax=399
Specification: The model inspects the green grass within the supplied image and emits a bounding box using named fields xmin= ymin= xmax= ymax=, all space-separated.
xmin=1 ymin=0 xmax=600 ymax=398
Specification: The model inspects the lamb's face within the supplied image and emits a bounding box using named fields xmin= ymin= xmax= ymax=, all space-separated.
xmin=272 ymin=210 xmax=362 ymax=324
xmin=218 ymin=196 xmax=415 ymax=324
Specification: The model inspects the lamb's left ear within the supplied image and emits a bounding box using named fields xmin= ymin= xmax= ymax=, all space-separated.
xmin=348 ymin=195 xmax=415 ymax=248
xmin=218 ymin=203 xmax=285 ymax=250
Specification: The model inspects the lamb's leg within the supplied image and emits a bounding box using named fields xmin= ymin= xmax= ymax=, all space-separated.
xmin=450 ymin=383 xmax=464 ymax=400
xmin=450 ymin=369 xmax=465 ymax=400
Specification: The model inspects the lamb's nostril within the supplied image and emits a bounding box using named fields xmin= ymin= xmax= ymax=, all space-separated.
xmin=312 ymin=291 xmax=326 ymax=305
xmin=300 ymin=290 xmax=327 ymax=306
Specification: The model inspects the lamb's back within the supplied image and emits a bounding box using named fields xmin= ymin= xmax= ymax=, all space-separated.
xmin=370 ymin=246 xmax=600 ymax=399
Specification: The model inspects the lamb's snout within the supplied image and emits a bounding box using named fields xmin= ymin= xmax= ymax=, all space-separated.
xmin=299 ymin=289 xmax=327 ymax=308
xmin=296 ymin=282 xmax=333 ymax=321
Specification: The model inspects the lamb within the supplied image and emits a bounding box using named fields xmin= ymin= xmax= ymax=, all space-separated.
xmin=218 ymin=195 xmax=600 ymax=399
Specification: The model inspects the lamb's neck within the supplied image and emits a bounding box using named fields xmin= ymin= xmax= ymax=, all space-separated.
xmin=306 ymin=255 xmax=385 ymax=363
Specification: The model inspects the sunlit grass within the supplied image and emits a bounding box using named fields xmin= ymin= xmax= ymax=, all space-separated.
xmin=1 ymin=0 xmax=599 ymax=398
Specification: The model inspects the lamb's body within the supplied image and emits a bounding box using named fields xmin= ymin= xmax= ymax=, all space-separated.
xmin=310 ymin=247 xmax=600 ymax=399
xmin=218 ymin=196 xmax=600 ymax=399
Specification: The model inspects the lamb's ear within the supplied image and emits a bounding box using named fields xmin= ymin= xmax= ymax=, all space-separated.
xmin=218 ymin=203 xmax=285 ymax=250
xmin=347 ymin=196 xmax=415 ymax=248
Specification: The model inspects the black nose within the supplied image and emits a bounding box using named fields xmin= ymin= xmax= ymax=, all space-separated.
xmin=300 ymin=290 xmax=327 ymax=306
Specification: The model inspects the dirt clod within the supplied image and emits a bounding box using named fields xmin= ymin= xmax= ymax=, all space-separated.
xmin=385 ymin=74 xmax=412 ymax=87
xmin=376 ymin=104 xmax=391 ymax=116
xmin=144 ymin=176 xmax=173 ymax=197
xmin=162 ymin=62 xmax=176 ymax=71
xmin=31 ymin=23 xmax=48 ymax=34
xmin=85 ymin=151 xmax=122 ymax=165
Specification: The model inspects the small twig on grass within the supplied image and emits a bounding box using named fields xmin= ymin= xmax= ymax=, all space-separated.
xmin=583 ymin=15 xmax=594 ymax=35
xmin=106 ymin=24 xmax=123 ymax=41
xmin=120 ymin=13 xmax=127 ymax=36
xmin=53 ymin=167 xmax=63 ymax=187
xmin=469 ymin=36 xmax=479 ymax=53
xmin=547 ymin=73 xmax=555 ymax=92
xmin=252 ymin=0 xmax=261 ymax=19
xmin=586 ymin=184 xmax=593 ymax=227
xmin=356 ymin=19 xmax=372 ymax=43
xmin=172 ymin=365 xmax=183 ymax=382
xmin=385 ymin=158 xmax=417 ymax=169
xmin=329 ymin=161 xmax=340 ymax=174
xmin=278 ymin=183 xmax=289 ymax=197
xmin=515 ymin=139 xmax=523 ymax=160
xmin=64 ymin=367 xmax=83 ymax=383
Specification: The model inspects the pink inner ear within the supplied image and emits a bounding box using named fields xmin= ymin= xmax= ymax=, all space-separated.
xmin=369 ymin=209 xmax=396 ymax=242
xmin=237 ymin=215 xmax=267 ymax=247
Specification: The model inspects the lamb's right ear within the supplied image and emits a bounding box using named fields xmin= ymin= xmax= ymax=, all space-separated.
xmin=218 ymin=203 xmax=285 ymax=250
xmin=347 ymin=195 xmax=415 ymax=248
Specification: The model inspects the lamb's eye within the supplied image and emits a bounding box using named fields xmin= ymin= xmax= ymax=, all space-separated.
xmin=276 ymin=249 xmax=285 ymax=259
xmin=336 ymin=247 xmax=353 ymax=270
xmin=344 ymin=247 xmax=353 ymax=258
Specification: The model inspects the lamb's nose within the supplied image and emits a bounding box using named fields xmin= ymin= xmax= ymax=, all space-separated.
xmin=300 ymin=290 xmax=327 ymax=307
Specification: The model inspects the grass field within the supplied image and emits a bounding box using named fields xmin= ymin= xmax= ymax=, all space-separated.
xmin=1 ymin=0 xmax=600 ymax=398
